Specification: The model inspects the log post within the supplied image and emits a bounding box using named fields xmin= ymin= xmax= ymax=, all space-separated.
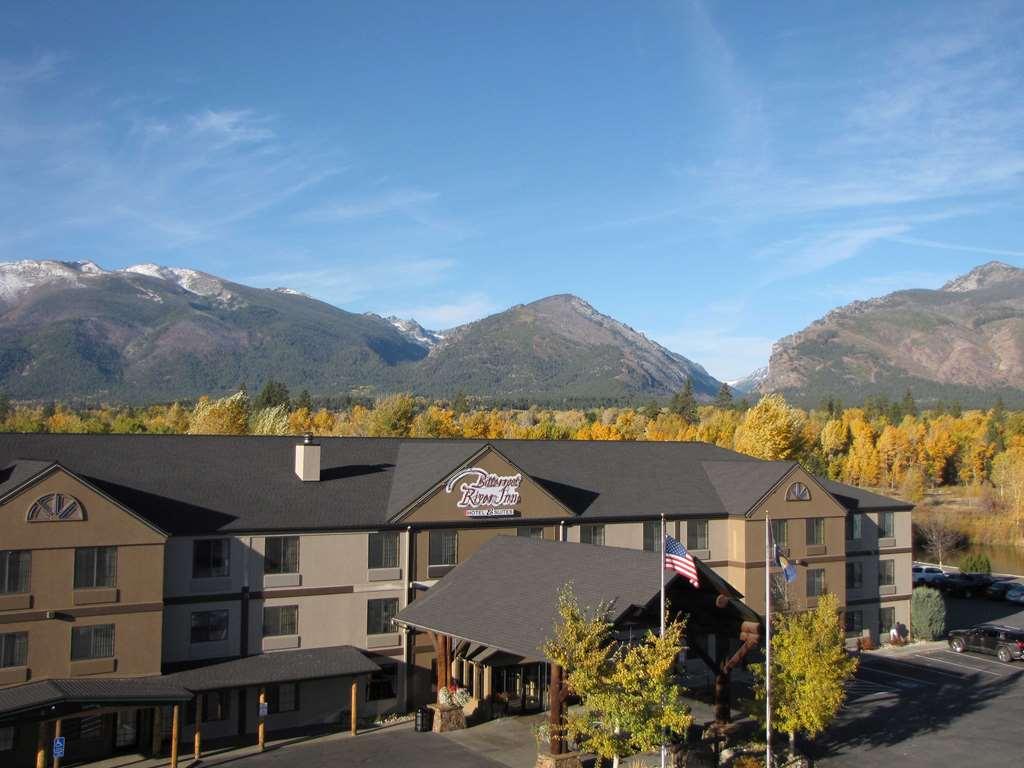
xmin=350 ymin=679 xmax=358 ymax=735
xmin=170 ymin=704 xmax=180 ymax=768
xmin=35 ymin=721 xmax=47 ymax=768
xmin=151 ymin=706 xmax=162 ymax=756
xmin=548 ymin=663 xmax=563 ymax=755
xmin=52 ymin=719 xmax=62 ymax=768
xmin=257 ymin=688 xmax=267 ymax=751
xmin=194 ymin=694 xmax=203 ymax=760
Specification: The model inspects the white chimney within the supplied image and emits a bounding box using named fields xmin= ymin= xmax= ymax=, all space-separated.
xmin=294 ymin=433 xmax=321 ymax=481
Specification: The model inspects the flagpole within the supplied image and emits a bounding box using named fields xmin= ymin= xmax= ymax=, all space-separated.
xmin=765 ymin=514 xmax=772 ymax=768
xmin=660 ymin=512 xmax=666 ymax=768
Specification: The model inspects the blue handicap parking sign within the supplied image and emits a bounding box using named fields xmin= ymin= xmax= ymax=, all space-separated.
xmin=53 ymin=736 xmax=65 ymax=758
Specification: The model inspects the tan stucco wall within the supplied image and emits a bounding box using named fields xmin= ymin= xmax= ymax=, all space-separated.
xmin=0 ymin=468 xmax=166 ymax=685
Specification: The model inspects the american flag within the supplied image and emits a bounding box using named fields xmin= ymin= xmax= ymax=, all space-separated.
xmin=664 ymin=534 xmax=700 ymax=589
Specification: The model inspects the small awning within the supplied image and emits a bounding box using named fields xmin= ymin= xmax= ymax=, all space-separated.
xmin=0 ymin=677 xmax=191 ymax=725
xmin=162 ymin=645 xmax=381 ymax=692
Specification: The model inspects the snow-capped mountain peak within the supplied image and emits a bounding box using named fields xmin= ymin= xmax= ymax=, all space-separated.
xmin=120 ymin=263 xmax=236 ymax=304
xmin=384 ymin=316 xmax=444 ymax=349
xmin=0 ymin=259 xmax=108 ymax=304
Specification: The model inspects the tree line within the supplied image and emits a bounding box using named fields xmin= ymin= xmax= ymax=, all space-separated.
xmin=3 ymin=382 xmax=1023 ymax=541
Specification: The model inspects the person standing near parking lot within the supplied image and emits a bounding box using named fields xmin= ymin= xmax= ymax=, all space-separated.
xmin=890 ymin=625 xmax=900 ymax=645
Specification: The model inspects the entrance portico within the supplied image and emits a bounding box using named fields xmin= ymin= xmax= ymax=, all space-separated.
xmin=397 ymin=536 xmax=762 ymax=757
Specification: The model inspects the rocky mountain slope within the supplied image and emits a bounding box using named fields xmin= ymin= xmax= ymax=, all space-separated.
xmin=762 ymin=261 xmax=1024 ymax=405
xmin=0 ymin=261 xmax=718 ymax=403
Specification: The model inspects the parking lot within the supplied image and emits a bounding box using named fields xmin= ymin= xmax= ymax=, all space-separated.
xmin=814 ymin=596 xmax=1024 ymax=768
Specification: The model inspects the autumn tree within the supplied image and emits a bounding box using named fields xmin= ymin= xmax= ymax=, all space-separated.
xmin=733 ymin=394 xmax=806 ymax=461
xmin=366 ymin=393 xmax=416 ymax=437
xmin=251 ymin=405 xmax=290 ymax=435
xmin=543 ymin=584 xmax=691 ymax=767
xmin=915 ymin=510 xmax=961 ymax=566
xmin=187 ymin=391 xmax=251 ymax=435
xmin=751 ymin=593 xmax=857 ymax=756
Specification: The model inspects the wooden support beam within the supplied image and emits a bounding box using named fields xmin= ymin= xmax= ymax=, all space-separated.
xmin=548 ymin=663 xmax=564 ymax=755
xmin=350 ymin=679 xmax=358 ymax=735
xmin=35 ymin=721 xmax=47 ymax=768
xmin=194 ymin=694 xmax=203 ymax=760
xmin=170 ymin=704 xmax=180 ymax=768
xmin=257 ymin=688 xmax=267 ymax=751
xmin=151 ymin=706 xmax=162 ymax=756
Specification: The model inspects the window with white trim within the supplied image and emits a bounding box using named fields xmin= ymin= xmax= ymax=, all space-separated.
xmin=74 ymin=547 xmax=117 ymax=589
xmin=71 ymin=624 xmax=114 ymax=660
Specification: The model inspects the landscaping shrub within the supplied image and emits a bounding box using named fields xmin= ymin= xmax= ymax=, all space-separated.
xmin=911 ymin=586 xmax=947 ymax=640
xmin=960 ymin=553 xmax=992 ymax=574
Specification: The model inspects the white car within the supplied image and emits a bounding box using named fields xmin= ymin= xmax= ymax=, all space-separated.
xmin=1006 ymin=586 xmax=1024 ymax=604
xmin=913 ymin=565 xmax=949 ymax=587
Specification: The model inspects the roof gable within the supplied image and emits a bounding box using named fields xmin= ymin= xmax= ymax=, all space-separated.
xmin=393 ymin=443 xmax=575 ymax=524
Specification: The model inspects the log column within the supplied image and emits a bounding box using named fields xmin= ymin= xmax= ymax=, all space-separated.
xmin=52 ymin=720 xmax=62 ymax=768
xmin=151 ymin=707 xmax=162 ymax=756
xmin=350 ymin=679 xmax=358 ymax=735
xmin=193 ymin=694 xmax=203 ymax=760
xmin=35 ymin=721 xmax=47 ymax=768
xmin=170 ymin=704 xmax=180 ymax=768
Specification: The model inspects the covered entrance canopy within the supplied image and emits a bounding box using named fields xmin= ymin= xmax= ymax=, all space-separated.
xmin=0 ymin=677 xmax=191 ymax=727
xmin=396 ymin=537 xmax=762 ymax=753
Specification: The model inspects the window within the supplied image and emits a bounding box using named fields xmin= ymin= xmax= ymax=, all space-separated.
xmin=193 ymin=539 xmax=230 ymax=579
xmin=0 ymin=632 xmax=28 ymax=668
xmin=190 ymin=610 xmax=229 ymax=644
xmin=879 ymin=607 xmax=896 ymax=638
xmin=264 ymin=537 xmax=299 ymax=575
xmin=518 ymin=527 xmax=545 ymax=539
xmin=786 ymin=482 xmax=811 ymax=501
xmin=806 ymin=568 xmax=825 ymax=597
xmin=368 ymin=532 xmax=399 ymax=569
xmin=806 ymin=518 xmax=825 ymax=547
xmin=879 ymin=511 xmax=895 ymax=539
xmin=74 ymin=547 xmax=117 ymax=589
xmin=263 ymin=605 xmax=298 ymax=637
xmin=846 ymin=561 xmax=863 ymax=590
xmin=367 ymin=598 xmax=399 ymax=636
xmin=642 ymin=521 xmax=660 ymax=552
xmin=268 ymin=683 xmax=298 ymax=714
xmin=770 ymin=520 xmax=789 ymax=548
xmin=0 ymin=550 xmax=30 ymax=594
xmin=0 ymin=725 xmax=13 ymax=751
xmin=366 ymin=665 xmax=397 ymax=701
xmin=845 ymin=610 xmax=863 ymax=635
xmin=71 ymin=624 xmax=114 ymax=661
xmin=845 ymin=513 xmax=862 ymax=541
xmin=428 ymin=530 xmax=457 ymax=566
xmin=879 ymin=559 xmax=895 ymax=587
xmin=580 ymin=525 xmax=605 ymax=546
xmin=188 ymin=691 xmax=231 ymax=723
xmin=687 ymin=520 xmax=709 ymax=551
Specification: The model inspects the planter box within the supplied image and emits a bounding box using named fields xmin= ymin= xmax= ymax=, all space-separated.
xmin=535 ymin=752 xmax=582 ymax=768
xmin=429 ymin=703 xmax=466 ymax=733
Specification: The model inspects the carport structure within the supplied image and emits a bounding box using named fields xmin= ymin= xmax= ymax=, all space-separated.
xmin=396 ymin=537 xmax=762 ymax=757
xmin=0 ymin=677 xmax=191 ymax=768
xmin=163 ymin=644 xmax=380 ymax=760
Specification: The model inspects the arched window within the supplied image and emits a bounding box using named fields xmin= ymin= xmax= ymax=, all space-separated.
xmin=27 ymin=493 xmax=85 ymax=521
xmin=785 ymin=482 xmax=811 ymax=502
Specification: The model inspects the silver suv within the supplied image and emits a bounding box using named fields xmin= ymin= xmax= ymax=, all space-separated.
xmin=912 ymin=565 xmax=948 ymax=587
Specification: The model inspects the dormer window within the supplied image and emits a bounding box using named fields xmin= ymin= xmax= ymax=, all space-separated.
xmin=786 ymin=482 xmax=811 ymax=501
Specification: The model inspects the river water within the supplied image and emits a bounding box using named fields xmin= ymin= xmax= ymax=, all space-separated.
xmin=913 ymin=542 xmax=1024 ymax=576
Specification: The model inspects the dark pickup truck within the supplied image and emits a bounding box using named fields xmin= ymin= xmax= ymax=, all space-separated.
xmin=948 ymin=623 xmax=1024 ymax=663
xmin=940 ymin=572 xmax=993 ymax=599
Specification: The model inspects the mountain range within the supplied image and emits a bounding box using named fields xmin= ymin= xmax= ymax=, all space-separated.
xmin=0 ymin=260 xmax=718 ymax=403
xmin=1 ymin=259 xmax=1022 ymax=406
xmin=757 ymin=261 xmax=1024 ymax=406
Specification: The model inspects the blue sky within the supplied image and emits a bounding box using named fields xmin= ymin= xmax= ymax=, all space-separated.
xmin=2 ymin=1 xmax=1024 ymax=381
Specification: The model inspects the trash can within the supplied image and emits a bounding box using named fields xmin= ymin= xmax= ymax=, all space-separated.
xmin=415 ymin=705 xmax=434 ymax=732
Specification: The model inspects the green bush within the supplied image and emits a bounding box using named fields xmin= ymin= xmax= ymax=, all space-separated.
xmin=960 ymin=553 xmax=992 ymax=574
xmin=911 ymin=586 xmax=947 ymax=640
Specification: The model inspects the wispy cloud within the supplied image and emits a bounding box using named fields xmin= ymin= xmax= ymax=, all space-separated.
xmin=0 ymin=52 xmax=64 ymax=88
xmin=188 ymin=109 xmax=276 ymax=146
xmin=388 ymin=293 xmax=499 ymax=330
xmin=888 ymin=236 xmax=1024 ymax=259
xmin=302 ymin=189 xmax=439 ymax=222
xmin=815 ymin=270 xmax=955 ymax=303
xmin=244 ymin=256 xmax=458 ymax=306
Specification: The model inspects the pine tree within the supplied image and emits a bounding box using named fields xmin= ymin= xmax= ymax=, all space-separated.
xmin=254 ymin=380 xmax=291 ymax=410
xmin=714 ymin=383 xmax=734 ymax=409
xmin=900 ymin=388 xmax=918 ymax=418
xmin=295 ymin=389 xmax=313 ymax=411
xmin=669 ymin=379 xmax=698 ymax=425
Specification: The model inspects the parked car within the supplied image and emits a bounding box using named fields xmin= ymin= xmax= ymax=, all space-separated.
xmin=940 ymin=572 xmax=992 ymax=598
xmin=912 ymin=565 xmax=948 ymax=587
xmin=1006 ymin=586 xmax=1024 ymax=604
xmin=985 ymin=579 xmax=1016 ymax=601
xmin=948 ymin=624 xmax=1024 ymax=663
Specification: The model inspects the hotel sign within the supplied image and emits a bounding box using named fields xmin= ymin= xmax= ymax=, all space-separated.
xmin=445 ymin=466 xmax=523 ymax=518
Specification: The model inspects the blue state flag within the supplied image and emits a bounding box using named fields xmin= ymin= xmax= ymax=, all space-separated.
xmin=770 ymin=522 xmax=798 ymax=583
